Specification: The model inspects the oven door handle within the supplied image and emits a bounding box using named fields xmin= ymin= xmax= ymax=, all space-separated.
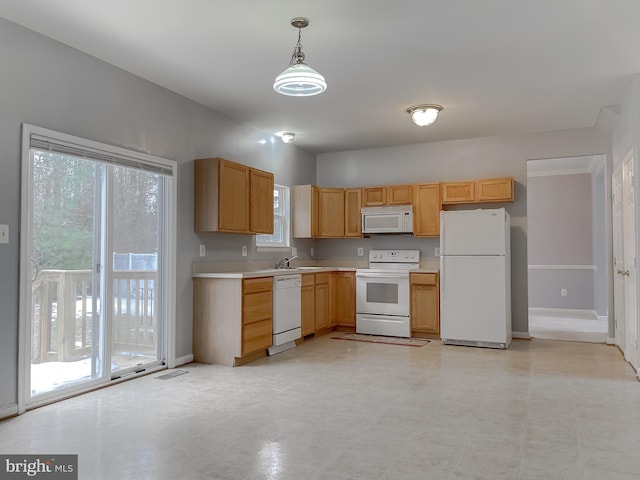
xmin=356 ymin=272 xmax=409 ymax=279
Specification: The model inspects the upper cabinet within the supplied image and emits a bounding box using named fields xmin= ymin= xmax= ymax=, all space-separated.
xmin=250 ymin=169 xmax=275 ymax=234
xmin=194 ymin=157 xmax=274 ymax=234
xmin=440 ymin=181 xmax=475 ymax=204
xmin=362 ymin=185 xmax=413 ymax=207
xmin=318 ymin=188 xmax=345 ymax=237
xmin=344 ymin=188 xmax=362 ymax=237
xmin=441 ymin=177 xmax=513 ymax=205
xmin=292 ymin=185 xmax=319 ymax=238
xmin=293 ymin=185 xmax=361 ymax=238
xmin=413 ymin=183 xmax=441 ymax=237
xmin=475 ymin=177 xmax=514 ymax=202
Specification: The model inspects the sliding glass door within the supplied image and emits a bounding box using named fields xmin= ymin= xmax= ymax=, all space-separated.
xmin=110 ymin=166 xmax=163 ymax=375
xmin=28 ymin=152 xmax=105 ymax=398
xmin=22 ymin=124 xmax=174 ymax=407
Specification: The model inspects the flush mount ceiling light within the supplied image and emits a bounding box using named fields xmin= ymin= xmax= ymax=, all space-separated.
xmin=273 ymin=17 xmax=327 ymax=97
xmin=407 ymin=104 xmax=443 ymax=126
xmin=275 ymin=131 xmax=296 ymax=143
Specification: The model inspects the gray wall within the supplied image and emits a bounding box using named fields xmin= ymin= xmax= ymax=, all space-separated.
xmin=0 ymin=18 xmax=316 ymax=414
xmin=317 ymin=131 xmax=612 ymax=335
xmin=527 ymin=173 xmax=595 ymax=310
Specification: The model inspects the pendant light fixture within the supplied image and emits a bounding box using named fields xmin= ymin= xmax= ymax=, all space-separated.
xmin=274 ymin=17 xmax=327 ymax=97
xmin=407 ymin=104 xmax=443 ymax=126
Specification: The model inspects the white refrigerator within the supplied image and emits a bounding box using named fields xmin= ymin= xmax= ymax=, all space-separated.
xmin=439 ymin=208 xmax=512 ymax=349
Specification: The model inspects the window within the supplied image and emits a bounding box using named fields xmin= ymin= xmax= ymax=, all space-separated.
xmin=256 ymin=184 xmax=290 ymax=248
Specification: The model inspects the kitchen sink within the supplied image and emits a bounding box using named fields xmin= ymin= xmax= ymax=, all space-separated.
xmin=294 ymin=266 xmax=325 ymax=270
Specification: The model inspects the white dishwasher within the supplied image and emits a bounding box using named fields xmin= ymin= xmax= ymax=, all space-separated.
xmin=269 ymin=273 xmax=302 ymax=355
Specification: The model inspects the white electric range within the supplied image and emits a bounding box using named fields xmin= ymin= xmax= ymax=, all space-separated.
xmin=355 ymin=249 xmax=420 ymax=338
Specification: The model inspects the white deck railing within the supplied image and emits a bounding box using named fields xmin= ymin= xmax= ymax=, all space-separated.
xmin=31 ymin=269 xmax=158 ymax=363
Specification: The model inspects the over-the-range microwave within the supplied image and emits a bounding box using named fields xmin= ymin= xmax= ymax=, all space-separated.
xmin=361 ymin=205 xmax=413 ymax=234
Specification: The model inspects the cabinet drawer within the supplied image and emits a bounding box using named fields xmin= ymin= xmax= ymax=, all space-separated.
xmin=243 ymin=277 xmax=273 ymax=294
xmin=243 ymin=291 xmax=273 ymax=324
xmin=242 ymin=318 xmax=272 ymax=355
xmin=315 ymin=272 xmax=330 ymax=285
xmin=410 ymin=273 xmax=437 ymax=285
xmin=301 ymin=273 xmax=315 ymax=287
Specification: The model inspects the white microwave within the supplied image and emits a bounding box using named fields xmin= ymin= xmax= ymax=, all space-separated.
xmin=361 ymin=205 xmax=413 ymax=234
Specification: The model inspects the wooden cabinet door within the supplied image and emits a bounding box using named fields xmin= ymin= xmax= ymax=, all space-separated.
xmin=330 ymin=272 xmax=355 ymax=327
xmin=218 ymin=159 xmax=250 ymax=232
xmin=413 ymin=183 xmax=441 ymax=237
xmin=301 ymin=274 xmax=315 ymax=336
xmin=388 ymin=185 xmax=413 ymax=205
xmin=475 ymin=177 xmax=514 ymax=202
xmin=441 ymin=181 xmax=475 ymax=204
xmin=410 ymin=273 xmax=440 ymax=334
xmin=362 ymin=187 xmax=387 ymax=206
xmin=318 ymin=188 xmax=345 ymax=237
xmin=250 ymin=168 xmax=274 ymax=234
xmin=344 ymin=188 xmax=362 ymax=237
xmin=315 ymin=280 xmax=330 ymax=330
xmin=292 ymin=185 xmax=319 ymax=238
xmin=193 ymin=158 xmax=218 ymax=232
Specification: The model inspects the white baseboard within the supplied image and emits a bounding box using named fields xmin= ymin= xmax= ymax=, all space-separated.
xmin=0 ymin=404 xmax=19 ymax=420
xmin=174 ymin=354 xmax=194 ymax=367
xmin=512 ymin=331 xmax=531 ymax=339
xmin=598 ymin=315 xmax=609 ymax=323
xmin=528 ymin=307 xmax=598 ymax=320
xmin=606 ymin=337 xmax=616 ymax=345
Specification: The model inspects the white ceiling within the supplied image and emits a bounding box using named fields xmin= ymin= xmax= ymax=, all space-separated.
xmin=0 ymin=0 xmax=639 ymax=154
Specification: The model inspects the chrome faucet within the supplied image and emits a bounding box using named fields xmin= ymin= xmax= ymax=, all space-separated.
xmin=275 ymin=255 xmax=299 ymax=269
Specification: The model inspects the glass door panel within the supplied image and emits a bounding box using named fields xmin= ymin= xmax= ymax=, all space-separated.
xmin=110 ymin=167 xmax=162 ymax=374
xmin=29 ymin=151 xmax=104 ymax=399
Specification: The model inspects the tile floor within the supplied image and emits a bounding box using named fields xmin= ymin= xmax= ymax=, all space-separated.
xmin=1 ymin=335 xmax=639 ymax=480
xmin=529 ymin=310 xmax=608 ymax=343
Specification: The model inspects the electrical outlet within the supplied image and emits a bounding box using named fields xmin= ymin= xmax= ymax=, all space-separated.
xmin=242 ymin=245 xmax=247 ymax=257
xmin=561 ymin=288 xmax=567 ymax=297
xmin=435 ymin=247 xmax=440 ymax=257
xmin=357 ymin=247 xmax=364 ymax=256
xmin=310 ymin=247 xmax=315 ymax=257
xmin=0 ymin=224 xmax=7 ymax=244
xmin=199 ymin=244 xmax=206 ymax=257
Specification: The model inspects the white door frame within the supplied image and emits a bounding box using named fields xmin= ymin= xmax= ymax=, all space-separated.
xmin=622 ymin=149 xmax=639 ymax=370
xmin=612 ymin=162 xmax=626 ymax=352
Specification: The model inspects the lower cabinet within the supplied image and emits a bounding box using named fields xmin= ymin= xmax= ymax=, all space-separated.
xmin=314 ymin=273 xmax=330 ymax=330
xmin=410 ymin=273 xmax=440 ymax=336
xmin=193 ymin=276 xmax=273 ymax=366
xmin=330 ymin=272 xmax=356 ymax=327
xmin=301 ymin=273 xmax=316 ymax=336
xmin=241 ymin=278 xmax=273 ymax=355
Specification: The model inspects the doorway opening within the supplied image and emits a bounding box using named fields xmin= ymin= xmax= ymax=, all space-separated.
xmin=527 ymin=155 xmax=609 ymax=342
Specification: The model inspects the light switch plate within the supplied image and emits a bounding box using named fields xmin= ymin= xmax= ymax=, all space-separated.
xmin=0 ymin=224 xmax=8 ymax=244
xmin=310 ymin=247 xmax=315 ymax=257
xmin=291 ymin=247 xmax=298 ymax=256
xmin=242 ymin=245 xmax=247 ymax=257
xmin=199 ymin=244 xmax=206 ymax=257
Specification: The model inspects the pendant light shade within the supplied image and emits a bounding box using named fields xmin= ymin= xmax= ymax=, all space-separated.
xmin=407 ymin=104 xmax=443 ymax=126
xmin=274 ymin=17 xmax=327 ymax=97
